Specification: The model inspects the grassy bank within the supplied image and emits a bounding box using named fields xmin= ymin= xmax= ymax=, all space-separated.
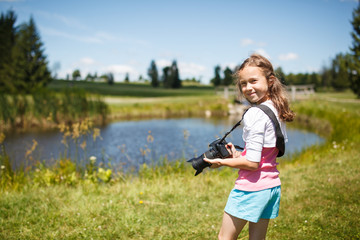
xmin=107 ymin=95 xmax=230 ymax=120
xmin=0 ymin=89 xmax=108 ymax=132
xmin=0 ymin=96 xmax=359 ymax=239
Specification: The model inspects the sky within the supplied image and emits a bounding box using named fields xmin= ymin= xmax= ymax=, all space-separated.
xmin=0 ymin=0 xmax=359 ymax=84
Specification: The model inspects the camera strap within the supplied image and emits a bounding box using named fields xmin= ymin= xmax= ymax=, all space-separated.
xmin=221 ymin=104 xmax=285 ymax=157
xmin=255 ymin=105 xmax=285 ymax=157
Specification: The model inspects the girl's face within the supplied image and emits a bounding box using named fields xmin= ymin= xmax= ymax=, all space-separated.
xmin=238 ymin=66 xmax=269 ymax=104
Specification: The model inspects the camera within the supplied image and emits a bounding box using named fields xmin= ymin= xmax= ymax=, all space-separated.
xmin=187 ymin=138 xmax=231 ymax=176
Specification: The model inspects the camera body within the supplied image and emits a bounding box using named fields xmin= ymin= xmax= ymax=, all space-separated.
xmin=187 ymin=138 xmax=230 ymax=176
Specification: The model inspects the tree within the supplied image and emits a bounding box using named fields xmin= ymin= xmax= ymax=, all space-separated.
xmin=162 ymin=66 xmax=171 ymax=88
xmin=275 ymin=67 xmax=287 ymax=85
xmin=330 ymin=53 xmax=351 ymax=90
xmin=148 ymin=60 xmax=159 ymax=87
xmin=124 ymin=73 xmax=129 ymax=83
xmin=0 ymin=10 xmax=17 ymax=92
xmin=72 ymin=69 xmax=81 ymax=80
xmin=310 ymin=72 xmax=321 ymax=89
xmin=107 ymin=72 xmax=114 ymax=85
xmin=85 ymin=73 xmax=93 ymax=81
xmin=6 ymin=16 xmax=51 ymax=93
xmin=320 ymin=65 xmax=332 ymax=89
xmin=211 ymin=65 xmax=222 ymax=87
xmin=350 ymin=2 xmax=360 ymax=97
xmin=223 ymin=67 xmax=233 ymax=86
xmin=170 ymin=60 xmax=181 ymax=88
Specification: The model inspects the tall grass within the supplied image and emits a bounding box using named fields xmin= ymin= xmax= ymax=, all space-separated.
xmin=0 ymin=119 xmax=115 ymax=192
xmin=0 ymin=88 xmax=109 ymax=132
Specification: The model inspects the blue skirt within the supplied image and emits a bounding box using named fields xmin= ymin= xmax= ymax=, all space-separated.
xmin=224 ymin=186 xmax=281 ymax=223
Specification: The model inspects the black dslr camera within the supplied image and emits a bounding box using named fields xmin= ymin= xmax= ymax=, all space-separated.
xmin=187 ymin=138 xmax=231 ymax=176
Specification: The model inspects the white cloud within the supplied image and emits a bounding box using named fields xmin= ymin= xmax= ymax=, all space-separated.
xmin=222 ymin=62 xmax=238 ymax=70
xmin=178 ymin=62 xmax=206 ymax=76
xmin=80 ymin=57 xmax=96 ymax=65
xmin=278 ymin=53 xmax=298 ymax=61
xmin=156 ymin=59 xmax=172 ymax=69
xmin=100 ymin=64 xmax=139 ymax=82
xmin=241 ymin=38 xmax=254 ymax=46
xmin=104 ymin=64 xmax=136 ymax=74
xmin=254 ymin=49 xmax=271 ymax=60
xmin=240 ymin=38 xmax=267 ymax=48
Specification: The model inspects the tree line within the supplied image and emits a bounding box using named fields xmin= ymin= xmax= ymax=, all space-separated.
xmin=1 ymin=7 xmax=360 ymax=97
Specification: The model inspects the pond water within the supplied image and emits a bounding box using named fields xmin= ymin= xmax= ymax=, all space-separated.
xmin=4 ymin=117 xmax=324 ymax=172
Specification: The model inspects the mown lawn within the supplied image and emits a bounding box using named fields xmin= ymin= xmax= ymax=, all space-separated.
xmin=0 ymin=95 xmax=359 ymax=239
xmin=48 ymin=80 xmax=215 ymax=97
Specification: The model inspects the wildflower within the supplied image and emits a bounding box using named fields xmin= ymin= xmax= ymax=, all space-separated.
xmin=71 ymin=123 xmax=80 ymax=140
xmin=80 ymin=140 xmax=87 ymax=150
xmin=139 ymin=200 xmax=144 ymax=204
xmin=1 ymin=165 xmax=5 ymax=170
xmin=25 ymin=139 xmax=38 ymax=158
xmin=93 ymin=128 xmax=102 ymax=141
xmin=80 ymin=120 xmax=90 ymax=134
xmin=89 ymin=156 xmax=97 ymax=164
xmin=140 ymin=192 xmax=143 ymax=195
xmin=140 ymin=147 xmax=150 ymax=156
xmin=147 ymin=131 xmax=154 ymax=143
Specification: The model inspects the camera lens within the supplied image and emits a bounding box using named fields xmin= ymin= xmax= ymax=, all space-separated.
xmin=187 ymin=154 xmax=211 ymax=176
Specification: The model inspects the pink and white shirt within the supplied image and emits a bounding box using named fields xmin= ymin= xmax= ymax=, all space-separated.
xmin=234 ymin=100 xmax=288 ymax=191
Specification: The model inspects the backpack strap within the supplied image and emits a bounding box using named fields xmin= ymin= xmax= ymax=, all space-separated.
xmin=255 ymin=105 xmax=285 ymax=157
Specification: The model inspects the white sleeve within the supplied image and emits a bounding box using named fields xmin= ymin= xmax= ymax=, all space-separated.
xmin=242 ymin=108 xmax=267 ymax=162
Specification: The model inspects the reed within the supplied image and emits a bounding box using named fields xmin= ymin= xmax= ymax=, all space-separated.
xmin=0 ymin=89 xmax=109 ymax=132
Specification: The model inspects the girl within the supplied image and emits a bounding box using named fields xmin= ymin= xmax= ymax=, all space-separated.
xmin=204 ymin=54 xmax=295 ymax=240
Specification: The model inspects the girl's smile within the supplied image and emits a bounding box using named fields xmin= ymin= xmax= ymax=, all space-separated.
xmin=238 ymin=66 xmax=269 ymax=104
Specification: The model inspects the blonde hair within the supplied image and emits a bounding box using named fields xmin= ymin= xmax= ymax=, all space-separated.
xmin=235 ymin=54 xmax=295 ymax=122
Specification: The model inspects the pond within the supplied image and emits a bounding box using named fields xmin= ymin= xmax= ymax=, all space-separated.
xmin=4 ymin=117 xmax=324 ymax=172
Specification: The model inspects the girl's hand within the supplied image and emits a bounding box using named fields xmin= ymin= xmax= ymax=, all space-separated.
xmin=226 ymin=142 xmax=242 ymax=158
xmin=203 ymin=157 xmax=222 ymax=168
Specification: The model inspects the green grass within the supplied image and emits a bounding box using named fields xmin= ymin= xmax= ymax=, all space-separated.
xmin=107 ymin=95 xmax=229 ymax=120
xmin=1 ymin=94 xmax=360 ymax=239
xmin=48 ymin=80 xmax=215 ymax=97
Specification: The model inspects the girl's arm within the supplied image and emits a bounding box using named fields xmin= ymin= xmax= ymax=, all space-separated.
xmin=203 ymin=155 xmax=259 ymax=171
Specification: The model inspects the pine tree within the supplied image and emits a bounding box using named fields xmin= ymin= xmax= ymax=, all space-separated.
xmin=170 ymin=60 xmax=181 ymax=88
xmin=148 ymin=60 xmax=159 ymax=87
xmin=350 ymin=3 xmax=360 ymax=97
xmin=107 ymin=72 xmax=114 ymax=85
xmin=211 ymin=65 xmax=222 ymax=87
xmin=124 ymin=73 xmax=130 ymax=83
xmin=8 ymin=16 xmax=51 ymax=93
xmin=223 ymin=67 xmax=233 ymax=86
xmin=0 ymin=10 xmax=17 ymax=92
xmin=162 ymin=66 xmax=171 ymax=88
